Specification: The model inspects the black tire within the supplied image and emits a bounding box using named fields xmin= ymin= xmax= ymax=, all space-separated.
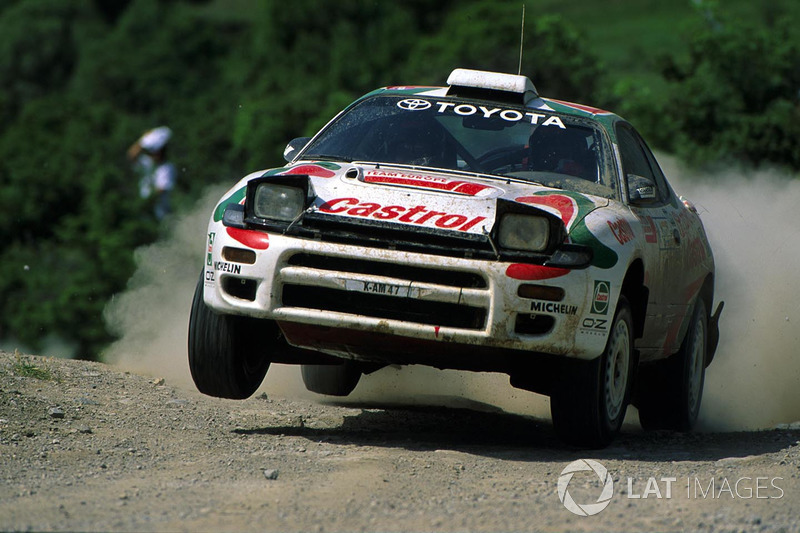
xmin=551 ymin=296 xmax=635 ymax=448
xmin=637 ymin=298 xmax=707 ymax=431
xmin=301 ymin=362 xmax=361 ymax=397
xmin=188 ymin=275 xmax=271 ymax=399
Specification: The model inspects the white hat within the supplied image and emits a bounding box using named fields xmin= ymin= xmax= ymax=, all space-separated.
xmin=139 ymin=126 xmax=172 ymax=152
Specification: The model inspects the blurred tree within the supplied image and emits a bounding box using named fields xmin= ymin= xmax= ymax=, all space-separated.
xmin=230 ymin=0 xmax=422 ymax=170
xmin=91 ymin=0 xmax=132 ymax=23
xmin=72 ymin=0 xmax=247 ymax=199
xmin=0 ymin=0 xmax=86 ymax=127
xmin=402 ymin=2 xmax=603 ymax=103
xmin=612 ymin=8 xmax=800 ymax=170
xmin=0 ymin=94 xmax=158 ymax=357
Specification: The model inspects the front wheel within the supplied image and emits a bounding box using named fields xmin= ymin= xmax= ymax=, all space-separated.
xmin=637 ymin=298 xmax=707 ymax=431
xmin=551 ymin=296 xmax=635 ymax=448
xmin=188 ymin=275 xmax=271 ymax=399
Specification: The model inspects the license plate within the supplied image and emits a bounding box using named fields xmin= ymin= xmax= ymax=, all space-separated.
xmin=344 ymin=280 xmax=419 ymax=298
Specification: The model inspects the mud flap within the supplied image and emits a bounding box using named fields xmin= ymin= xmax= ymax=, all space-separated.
xmin=706 ymin=301 xmax=724 ymax=366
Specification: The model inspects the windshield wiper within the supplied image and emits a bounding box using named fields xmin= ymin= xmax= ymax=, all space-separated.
xmin=302 ymin=154 xmax=353 ymax=163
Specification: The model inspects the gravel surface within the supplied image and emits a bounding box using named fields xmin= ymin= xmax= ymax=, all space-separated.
xmin=1 ymin=350 xmax=799 ymax=532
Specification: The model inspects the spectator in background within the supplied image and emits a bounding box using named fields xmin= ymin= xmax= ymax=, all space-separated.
xmin=127 ymin=126 xmax=176 ymax=220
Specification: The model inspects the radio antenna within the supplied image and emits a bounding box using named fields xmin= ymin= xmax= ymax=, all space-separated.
xmin=517 ymin=4 xmax=525 ymax=75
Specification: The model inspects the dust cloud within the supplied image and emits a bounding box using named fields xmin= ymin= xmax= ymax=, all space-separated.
xmin=661 ymin=155 xmax=800 ymax=430
xmin=103 ymin=186 xmax=227 ymax=387
xmin=104 ymin=158 xmax=800 ymax=431
xmin=102 ymin=185 xmax=324 ymax=397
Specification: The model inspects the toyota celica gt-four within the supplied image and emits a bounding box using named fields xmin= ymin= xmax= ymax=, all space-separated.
xmin=189 ymin=68 xmax=722 ymax=447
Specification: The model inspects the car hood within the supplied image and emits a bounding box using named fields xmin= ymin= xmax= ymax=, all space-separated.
xmin=216 ymin=161 xmax=610 ymax=235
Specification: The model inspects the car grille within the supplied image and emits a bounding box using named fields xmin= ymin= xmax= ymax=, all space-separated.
xmin=287 ymin=253 xmax=487 ymax=289
xmin=279 ymin=252 xmax=489 ymax=330
xmin=282 ymin=284 xmax=486 ymax=329
xmin=298 ymin=212 xmax=496 ymax=260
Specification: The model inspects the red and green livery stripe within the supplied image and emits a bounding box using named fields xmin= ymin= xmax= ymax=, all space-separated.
xmin=213 ymin=186 xmax=246 ymax=222
xmin=213 ymin=162 xmax=343 ymax=222
xmin=264 ymin=161 xmax=342 ymax=178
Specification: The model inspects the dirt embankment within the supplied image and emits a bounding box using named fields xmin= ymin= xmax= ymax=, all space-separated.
xmin=1 ymin=351 xmax=799 ymax=532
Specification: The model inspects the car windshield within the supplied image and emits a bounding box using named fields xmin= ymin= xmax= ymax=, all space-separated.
xmin=300 ymin=95 xmax=617 ymax=198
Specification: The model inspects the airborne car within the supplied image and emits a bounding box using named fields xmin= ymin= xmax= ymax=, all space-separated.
xmin=189 ymin=69 xmax=722 ymax=447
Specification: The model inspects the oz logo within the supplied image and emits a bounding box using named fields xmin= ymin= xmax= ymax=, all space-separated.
xmin=557 ymin=459 xmax=614 ymax=516
xmin=397 ymin=99 xmax=431 ymax=111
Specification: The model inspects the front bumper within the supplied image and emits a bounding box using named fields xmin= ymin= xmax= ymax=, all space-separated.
xmin=204 ymin=225 xmax=609 ymax=365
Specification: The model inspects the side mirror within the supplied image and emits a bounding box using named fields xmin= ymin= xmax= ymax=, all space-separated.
xmin=283 ymin=137 xmax=311 ymax=162
xmin=627 ymin=174 xmax=657 ymax=204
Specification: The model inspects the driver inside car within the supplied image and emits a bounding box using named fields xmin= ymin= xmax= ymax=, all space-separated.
xmin=527 ymin=126 xmax=599 ymax=182
xmin=384 ymin=116 xmax=454 ymax=168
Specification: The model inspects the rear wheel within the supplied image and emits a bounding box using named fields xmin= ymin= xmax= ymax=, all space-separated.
xmin=188 ymin=275 xmax=271 ymax=399
xmin=301 ymin=362 xmax=362 ymax=397
xmin=637 ymin=298 xmax=707 ymax=431
xmin=551 ymin=296 xmax=634 ymax=448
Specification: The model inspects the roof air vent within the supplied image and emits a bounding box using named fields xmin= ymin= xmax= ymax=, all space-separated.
xmin=446 ymin=68 xmax=539 ymax=105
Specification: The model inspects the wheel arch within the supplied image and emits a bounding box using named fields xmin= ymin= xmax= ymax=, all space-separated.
xmin=699 ymin=273 xmax=720 ymax=366
xmin=677 ymin=273 xmax=718 ymax=366
xmin=620 ymin=258 xmax=648 ymax=341
xmin=699 ymin=273 xmax=714 ymax=317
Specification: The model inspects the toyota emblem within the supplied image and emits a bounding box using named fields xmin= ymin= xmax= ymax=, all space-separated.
xmin=396 ymin=99 xmax=432 ymax=111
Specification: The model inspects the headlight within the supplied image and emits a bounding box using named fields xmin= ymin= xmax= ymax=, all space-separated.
xmin=497 ymin=214 xmax=549 ymax=252
xmin=253 ymin=184 xmax=305 ymax=221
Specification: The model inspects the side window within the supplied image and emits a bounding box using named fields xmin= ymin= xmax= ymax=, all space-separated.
xmin=616 ymin=125 xmax=655 ymax=182
xmin=615 ymin=124 xmax=667 ymax=204
xmin=640 ymin=140 xmax=671 ymax=201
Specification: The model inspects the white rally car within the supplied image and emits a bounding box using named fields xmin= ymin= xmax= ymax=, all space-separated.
xmin=189 ymin=69 xmax=722 ymax=447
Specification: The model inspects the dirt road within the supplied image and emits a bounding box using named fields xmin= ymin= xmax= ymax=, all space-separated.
xmin=1 ymin=350 xmax=798 ymax=532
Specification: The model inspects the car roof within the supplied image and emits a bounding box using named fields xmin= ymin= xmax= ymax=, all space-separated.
xmin=357 ymin=68 xmax=622 ymax=127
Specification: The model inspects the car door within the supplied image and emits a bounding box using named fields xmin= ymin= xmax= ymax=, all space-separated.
xmin=615 ymin=123 xmax=688 ymax=358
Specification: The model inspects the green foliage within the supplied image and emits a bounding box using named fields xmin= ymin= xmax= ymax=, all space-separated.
xmin=229 ymin=0 xmax=423 ymax=170
xmin=12 ymin=351 xmax=55 ymax=381
xmin=404 ymin=4 xmax=601 ymax=102
xmin=0 ymin=0 xmax=84 ymax=126
xmin=614 ymin=10 xmax=800 ymax=168
xmin=0 ymin=94 xmax=158 ymax=356
xmin=0 ymin=0 xmax=797 ymax=360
